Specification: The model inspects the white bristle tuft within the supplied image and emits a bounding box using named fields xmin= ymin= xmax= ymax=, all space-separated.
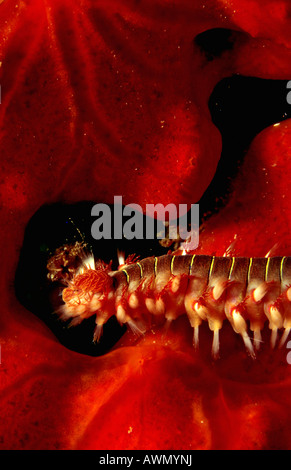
xmin=77 ymin=255 xmax=95 ymax=274
xmin=279 ymin=327 xmax=291 ymax=348
xmin=93 ymin=324 xmax=103 ymax=343
xmin=212 ymin=329 xmax=220 ymax=359
xmin=253 ymin=329 xmax=263 ymax=350
xmin=270 ymin=328 xmax=278 ymax=349
xmin=117 ymin=249 xmax=125 ymax=267
xmin=193 ymin=326 xmax=199 ymax=350
xmin=127 ymin=320 xmax=146 ymax=337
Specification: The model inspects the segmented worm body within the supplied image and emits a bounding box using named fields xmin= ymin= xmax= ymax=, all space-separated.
xmin=57 ymin=251 xmax=291 ymax=358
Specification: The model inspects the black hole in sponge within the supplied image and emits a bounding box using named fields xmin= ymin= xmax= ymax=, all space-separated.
xmin=194 ymin=28 xmax=237 ymax=61
xmin=198 ymin=75 xmax=291 ymax=218
xmin=15 ymin=201 xmax=170 ymax=356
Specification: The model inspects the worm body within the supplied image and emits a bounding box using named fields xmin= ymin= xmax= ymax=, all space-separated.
xmin=57 ymin=251 xmax=291 ymax=358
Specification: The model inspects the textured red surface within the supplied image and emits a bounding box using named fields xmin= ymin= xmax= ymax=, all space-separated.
xmin=1 ymin=0 xmax=291 ymax=450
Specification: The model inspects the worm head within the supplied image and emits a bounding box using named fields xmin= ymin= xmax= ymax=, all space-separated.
xmin=60 ymin=258 xmax=114 ymax=320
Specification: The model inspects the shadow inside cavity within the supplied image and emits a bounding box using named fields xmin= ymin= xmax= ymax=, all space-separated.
xmin=14 ymin=201 xmax=172 ymax=356
xmin=199 ymin=74 xmax=291 ymax=219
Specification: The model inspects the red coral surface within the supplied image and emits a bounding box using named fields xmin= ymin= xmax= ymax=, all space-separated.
xmin=1 ymin=0 xmax=291 ymax=450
